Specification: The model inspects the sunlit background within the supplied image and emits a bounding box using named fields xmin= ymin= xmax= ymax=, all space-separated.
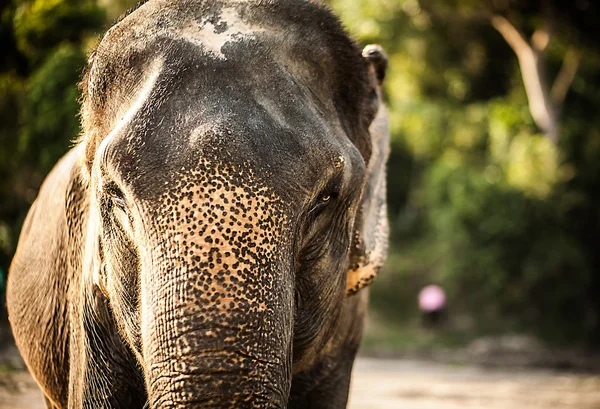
xmin=1 ymin=0 xmax=600 ymax=408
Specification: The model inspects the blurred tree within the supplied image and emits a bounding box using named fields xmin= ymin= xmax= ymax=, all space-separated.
xmin=330 ymin=0 xmax=600 ymax=346
xmin=0 ymin=0 xmax=104 ymax=300
xmin=419 ymin=0 xmax=600 ymax=144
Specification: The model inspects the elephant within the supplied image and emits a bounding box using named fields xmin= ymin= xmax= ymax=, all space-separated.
xmin=6 ymin=0 xmax=389 ymax=408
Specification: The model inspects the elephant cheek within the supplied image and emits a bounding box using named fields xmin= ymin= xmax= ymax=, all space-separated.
xmin=138 ymin=173 xmax=294 ymax=408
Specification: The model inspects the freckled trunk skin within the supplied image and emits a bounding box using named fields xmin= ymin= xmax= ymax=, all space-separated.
xmin=139 ymin=167 xmax=293 ymax=408
xmin=143 ymin=263 xmax=292 ymax=408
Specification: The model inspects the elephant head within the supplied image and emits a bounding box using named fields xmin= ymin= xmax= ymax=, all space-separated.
xmin=9 ymin=1 xmax=389 ymax=408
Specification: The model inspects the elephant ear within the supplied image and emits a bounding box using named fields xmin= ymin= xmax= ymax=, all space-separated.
xmin=346 ymin=45 xmax=390 ymax=296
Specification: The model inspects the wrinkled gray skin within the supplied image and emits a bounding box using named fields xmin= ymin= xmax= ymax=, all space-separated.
xmin=6 ymin=0 xmax=389 ymax=408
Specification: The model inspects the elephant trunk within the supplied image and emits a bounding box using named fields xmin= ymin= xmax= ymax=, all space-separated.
xmin=142 ymin=249 xmax=293 ymax=408
xmin=139 ymin=178 xmax=294 ymax=408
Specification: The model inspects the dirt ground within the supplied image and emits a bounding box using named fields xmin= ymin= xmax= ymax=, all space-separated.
xmin=1 ymin=358 xmax=600 ymax=408
xmin=348 ymin=358 xmax=600 ymax=409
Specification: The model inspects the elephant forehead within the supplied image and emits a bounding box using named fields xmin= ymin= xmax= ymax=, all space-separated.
xmin=177 ymin=7 xmax=266 ymax=60
xmin=83 ymin=0 xmax=370 ymax=190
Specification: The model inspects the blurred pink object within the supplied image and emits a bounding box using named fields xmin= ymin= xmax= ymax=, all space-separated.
xmin=418 ymin=285 xmax=446 ymax=312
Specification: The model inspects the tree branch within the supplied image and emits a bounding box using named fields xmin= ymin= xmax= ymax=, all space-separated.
xmin=491 ymin=14 xmax=559 ymax=143
xmin=551 ymin=48 xmax=582 ymax=106
xmin=490 ymin=15 xmax=531 ymax=59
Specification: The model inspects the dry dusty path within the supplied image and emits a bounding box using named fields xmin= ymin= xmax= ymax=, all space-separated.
xmin=348 ymin=358 xmax=600 ymax=409
xmin=2 ymin=358 xmax=600 ymax=408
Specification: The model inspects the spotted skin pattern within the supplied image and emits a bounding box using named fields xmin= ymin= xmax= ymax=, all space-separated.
xmin=6 ymin=1 xmax=390 ymax=408
xmin=142 ymin=162 xmax=293 ymax=407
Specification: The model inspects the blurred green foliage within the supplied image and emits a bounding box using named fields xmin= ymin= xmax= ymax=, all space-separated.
xmin=1 ymin=0 xmax=600 ymax=348
xmin=330 ymin=0 xmax=600 ymax=347
xmin=0 ymin=0 xmax=104 ymax=292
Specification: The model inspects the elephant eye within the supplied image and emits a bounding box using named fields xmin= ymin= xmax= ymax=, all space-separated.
xmin=101 ymin=183 xmax=133 ymax=231
xmin=309 ymin=192 xmax=337 ymax=217
xmin=111 ymin=194 xmax=126 ymax=209
xmin=104 ymin=183 xmax=126 ymax=210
